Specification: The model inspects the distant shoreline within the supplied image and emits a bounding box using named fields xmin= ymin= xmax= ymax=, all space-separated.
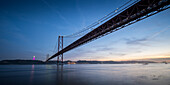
xmin=0 ymin=59 xmax=165 ymax=65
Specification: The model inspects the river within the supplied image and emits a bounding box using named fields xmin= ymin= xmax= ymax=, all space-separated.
xmin=0 ymin=64 xmax=170 ymax=85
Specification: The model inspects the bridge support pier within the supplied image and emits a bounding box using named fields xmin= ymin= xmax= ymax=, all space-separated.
xmin=57 ymin=36 xmax=63 ymax=64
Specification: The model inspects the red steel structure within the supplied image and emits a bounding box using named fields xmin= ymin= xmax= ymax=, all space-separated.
xmin=46 ymin=0 xmax=170 ymax=62
xmin=57 ymin=36 xmax=63 ymax=63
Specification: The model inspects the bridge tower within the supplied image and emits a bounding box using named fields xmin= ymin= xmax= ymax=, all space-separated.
xmin=57 ymin=36 xmax=63 ymax=63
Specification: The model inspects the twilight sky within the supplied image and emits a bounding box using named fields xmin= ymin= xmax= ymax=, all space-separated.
xmin=0 ymin=0 xmax=170 ymax=61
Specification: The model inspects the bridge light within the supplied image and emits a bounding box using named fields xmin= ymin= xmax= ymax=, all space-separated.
xmin=147 ymin=6 xmax=152 ymax=10
xmin=141 ymin=9 xmax=146 ymax=13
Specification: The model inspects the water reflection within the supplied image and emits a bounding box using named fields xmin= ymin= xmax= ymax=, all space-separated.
xmin=0 ymin=64 xmax=170 ymax=85
xmin=56 ymin=64 xmax=63 ymax=85
xmin=30 ymin=64 xmax=34 ymax=84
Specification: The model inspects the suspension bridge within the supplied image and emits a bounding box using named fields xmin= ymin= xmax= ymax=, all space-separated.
xmin=46 ymin=0 xmax=170 ymax=62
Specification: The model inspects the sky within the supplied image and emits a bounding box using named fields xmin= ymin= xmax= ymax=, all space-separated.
xmin=0 ymin=0 xmax=170 ymax=61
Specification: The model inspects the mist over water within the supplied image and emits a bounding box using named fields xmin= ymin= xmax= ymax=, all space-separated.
xmin=0 ymin=64 xmax=170 ymax=85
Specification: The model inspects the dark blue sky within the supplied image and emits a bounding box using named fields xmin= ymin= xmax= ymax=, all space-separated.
xmin=0 ymin=0 xmax=170 ymax=61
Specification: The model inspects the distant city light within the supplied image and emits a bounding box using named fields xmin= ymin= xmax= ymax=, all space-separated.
xmin=33 ymin=56 xmax=35 ymax=60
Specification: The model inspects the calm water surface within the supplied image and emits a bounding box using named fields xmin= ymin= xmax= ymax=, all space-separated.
xmin=0 ymin=64 xmax=170 ymax=85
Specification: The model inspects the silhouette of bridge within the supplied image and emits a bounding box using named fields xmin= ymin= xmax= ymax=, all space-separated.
xmin=46 ymin=0 xmax=170 ymax=62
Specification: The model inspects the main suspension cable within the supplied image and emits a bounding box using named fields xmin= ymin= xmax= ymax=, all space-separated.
xmin=63 ymin=0 xmax=139 ymax=38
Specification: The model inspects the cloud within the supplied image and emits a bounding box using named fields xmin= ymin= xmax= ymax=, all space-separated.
xmin=136 ymin=57 xmax=170 ymax=62
xmin=148 ymin=27 xmax=170 ymax=39
xmin=95 ymin=47 xmax=114 ymax=51
xmin=0 ymin=13 xmax=29 ymax=43
xmin=109 ymin=52 xmax=127 ymax=56
xmin=41 ymin=0 xmax=76 ymax=28
xmin=76 ymin=0 xmax=86 ymax=28
xmin=124 ymin=37 xmax=148 ymax=45
xmin=124 ymin=26 xmax=170 ymax=46
xmin=147 ymin=58 xmax=170 ymax=61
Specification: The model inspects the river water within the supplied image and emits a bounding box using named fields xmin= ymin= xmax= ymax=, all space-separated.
xmin=0 ymin=64 xmax=170 ymax=85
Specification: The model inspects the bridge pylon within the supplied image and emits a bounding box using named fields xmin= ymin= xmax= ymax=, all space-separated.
xmin=57 ymin=36 xmax=63 ymax=64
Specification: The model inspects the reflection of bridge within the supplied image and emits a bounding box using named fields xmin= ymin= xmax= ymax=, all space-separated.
xmin=46 ymin=0 xmax=170 ymax=62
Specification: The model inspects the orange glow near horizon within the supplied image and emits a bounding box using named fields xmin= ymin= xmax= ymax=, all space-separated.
xmin=72 ymin=55 xmax=170 ymax=62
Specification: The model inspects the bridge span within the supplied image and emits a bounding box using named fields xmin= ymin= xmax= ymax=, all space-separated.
xmin=46 ymin=0 xmax=170 ymax=62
